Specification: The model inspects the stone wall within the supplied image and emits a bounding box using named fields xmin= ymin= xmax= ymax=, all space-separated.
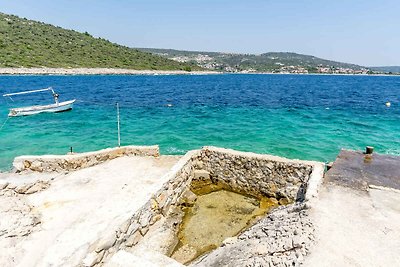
xmin=187 ymin=147 xmax=324 ymax=267
xmin=190 ymin=202 xmax=315 ymax=267
xmin=12 ymin=145 xmax=160 ymax=172
xmin=82 ymin=150 xmax=200 ymax=266
xmin=81 ymin=146 xmax=324 ymax=266
xmin=191 ymin=147 xmax=323 ymax=203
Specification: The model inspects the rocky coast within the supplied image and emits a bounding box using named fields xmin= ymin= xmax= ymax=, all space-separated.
xmin=0 ymin=145 xmax=399 ymax=267
xmin=0 ymin=68 xmax=220 ymax=75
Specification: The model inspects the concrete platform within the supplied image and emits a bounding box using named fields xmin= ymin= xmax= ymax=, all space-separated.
xmin=305 ymin=185 xmax=400 ymax=267
xmin=1 ymin=147 xmax=399 ymax=267
xmin=0 ymin=155 xmax=181 ymax=267
xmin=325 ymin=149 xmax=400 ymax=190
xmin=305 ymin=150 xmax=400 ymax=266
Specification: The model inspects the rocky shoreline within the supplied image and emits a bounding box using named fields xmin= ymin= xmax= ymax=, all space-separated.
xmin=0 ymin=68 xmax=220 ymax=75
xmin=1 ymin=68 xmax=396 ymax=76
xmin=1 ymin=146 xmax=399 ymax=266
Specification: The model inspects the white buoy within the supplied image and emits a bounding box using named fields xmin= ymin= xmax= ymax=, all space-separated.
xmin=386 ymin=102 xmax=391 ymax=107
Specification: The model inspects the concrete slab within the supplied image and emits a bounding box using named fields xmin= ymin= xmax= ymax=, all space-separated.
xmin=105 ymin=249 xmax=184 ymax=267
xmin=325 ymin=150 xmax=400 ymax=190
xmin=304 ymin=185 xmax=400 ymax=267
xmin=0 ymin=155 xmax=180 ymax=267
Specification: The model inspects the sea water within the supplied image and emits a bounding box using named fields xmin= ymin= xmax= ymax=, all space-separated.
xmin=0 ymin=74 xmax=399 ymax=170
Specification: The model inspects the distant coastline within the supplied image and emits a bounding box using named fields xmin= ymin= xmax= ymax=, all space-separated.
xmin=0 ymin=68 xmax=220 ymax=76
xmin=0 ymin=68 xmax=398 ymax=76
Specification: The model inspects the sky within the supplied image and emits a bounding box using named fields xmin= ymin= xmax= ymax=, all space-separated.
xmin=1 ymin=0 xmax=399 ymax=66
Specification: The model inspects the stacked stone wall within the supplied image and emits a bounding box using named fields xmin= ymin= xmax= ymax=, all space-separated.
xmin=192 ymin=147 xmax=314 ymax=202
xmin=80 ymin=147 xmax=324 ymax=266
xmin=13 ymin=145 xmax=160 ymax=172
xmin=82 ymin=151 xmax=199 ymax=266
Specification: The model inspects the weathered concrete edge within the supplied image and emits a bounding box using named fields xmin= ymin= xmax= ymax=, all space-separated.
xmin=12 ymin=145 xmax=160 ymax=172
xmin=368 ymin=184 xmax=400 ymax=194
xmin=202 ymin=146 xmax=324 ymax=166
xmin=164 ymin=149 xmax=200 ymax=180
xmin=304 ymin=162 xmax=325 ymax=202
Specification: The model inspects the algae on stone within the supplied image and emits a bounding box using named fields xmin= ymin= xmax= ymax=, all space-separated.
xmin=171 ymin=189 xmax=278 ymax=264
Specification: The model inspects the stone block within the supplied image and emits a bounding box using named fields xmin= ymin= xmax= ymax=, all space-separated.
xmin=127 ymin=221 xmax=140 ymax=235
xmin=119 ymin=219 xmax=131 ymax=234
xmin=82 ymin=250 xmax=104 ymax=267
xmin=15 ymin=183 xmax=32 ymax=194
xmin=23 ymin=160 xmax=31 ymax=169
xmin=125 ymin=230 xmax=142 ymax=247
xmin=82 ymin=252 xmax=98 ymax=267
xmin=156 ymin=192 xmax=168 ymax=209
xmin=194 ymin=170 xmax=210 ymax=180
xmin=139 ymin=209 xmax=153 ymax=228
xmin=0 ymin=181 xmax=9 ymax=190
xmin=150 ymin=214 xmax=162 ymax=225
xmin=95 ymin=231 xmax=116 ymax=252
xmin=178 ymin=190 xmax=197 ymax=206
xmin=139 ymin=225 xmax=149 ymax=236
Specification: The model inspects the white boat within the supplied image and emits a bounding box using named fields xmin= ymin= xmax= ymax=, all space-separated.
xmin=3 ymin=87 xmax=76 ymax=117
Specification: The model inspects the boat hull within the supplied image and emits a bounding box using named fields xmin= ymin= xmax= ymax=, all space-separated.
xmin=8 ymin=99 xmax=76 ymax=117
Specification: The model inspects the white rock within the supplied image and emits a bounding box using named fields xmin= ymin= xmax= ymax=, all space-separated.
xmin=95 ymin=231 xmax=116 ymax=252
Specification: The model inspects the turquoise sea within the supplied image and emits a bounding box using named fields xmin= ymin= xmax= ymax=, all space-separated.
xmin=0 ymin=74 xmax=399 ymax=171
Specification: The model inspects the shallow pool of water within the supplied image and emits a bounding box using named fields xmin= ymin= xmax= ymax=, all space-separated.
xmin=171 ymin=189 xmax=278 ymax=263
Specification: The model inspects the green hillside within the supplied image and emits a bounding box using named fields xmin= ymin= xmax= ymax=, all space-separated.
xmin=369 ymin=66 xmax=400 ymax=73
xmin=0 ymin=13 xmax=197 ymax=70
xmin=138 ymin=48 xmax=368 ymax=73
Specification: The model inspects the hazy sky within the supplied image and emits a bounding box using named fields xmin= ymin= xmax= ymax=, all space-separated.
xmin=2 ymin=0 xmax=399 ymax=66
